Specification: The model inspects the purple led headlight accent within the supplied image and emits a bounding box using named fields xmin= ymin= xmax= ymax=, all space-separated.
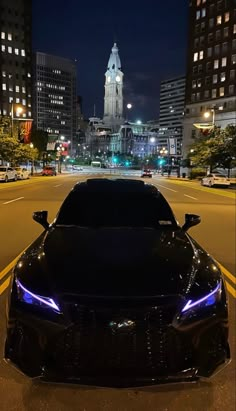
xmin=16 ymin=279 xmax=60 ymax=312
xmin=182 ymin=281 xmax=221 ymax=313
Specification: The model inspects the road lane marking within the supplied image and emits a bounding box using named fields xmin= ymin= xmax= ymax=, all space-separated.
xmin=0 ymin=276 xmax=10 ymax=295
xmin=154 ymin=184 xmax=178 ymax=192
xmin=3 ymin=197 xmax=24 ymax=204
xmin=184 ymin=194 xmax=198 ymax=200
xmin=218 ymin=263 xmax=236 ymax=285
xmin=54 ymin=184 xmax=62 ymax=187
xmin=226 ymin=281 xmax=236 ymax=298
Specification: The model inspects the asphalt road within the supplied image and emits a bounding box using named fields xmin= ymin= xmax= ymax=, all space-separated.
xmin=0 ymin=173 xmax=235 ymax=411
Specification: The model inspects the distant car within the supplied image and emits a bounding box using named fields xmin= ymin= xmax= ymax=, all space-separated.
xmin=15 ymin=167 xmax=30 ymax=180
xmin=4 ymin=178 xmax=230 ymax=387
xmin=72 ymin=165 xmax=83 ymax=171
xmin=141 ymin=169 xmax=152 ymax=178
xmin=0 ymin=166 xmax=17 ymax=182
xmin=42 ymin=166 xmax=57 ymax=176
xmin=201 ymin=173 xmax=230 ymax=188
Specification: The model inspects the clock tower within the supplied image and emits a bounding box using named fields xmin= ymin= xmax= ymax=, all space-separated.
xmin=103 ymin=43 xmax=124 ymax=130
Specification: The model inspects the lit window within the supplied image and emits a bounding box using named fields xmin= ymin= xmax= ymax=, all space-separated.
xmin=232 ymin=55 xmax=236 ymax=65
xmin=219 ymin=87 xmax=224 ymax=97
xmin=220 ymin=72 xmax=226 ymax=82
xmin=213 ymin=74 xmax=218 ymax=84
xmin=212 ymin=89 xmax=217 ymax=98
xmin=202 ymin=0 xmax=206 ymax=3
xmin=217 ymin=15 xmax=222 ymax=25
xmin=28 ymin=111 xmax=31 ymax=117
xmin=230 ymin=69 xmax=235 ymax=80
xmin=234 ymin=25 xmax=236 ymax=34
xmin=192 ymin=80 xmax=197 ymax=88
xmin=207 ymin=47 xmax=212 ymax=57
xmin=214 ymin=59 xmax=219 ymax=69
xmin=196 ymin=92 xmax=200 ymax=100
xmin=9 ymin=85 xmax=13 ymax=91
xmin=27 ymin=73 xmax=31 ymax=78
xmin=196 ymin=10 xmax=201 ymax=19
xmin=21 ymin=49 xmax=25 ymax=56
xmin=224 ymin=12 xmax=229 ymax=22
xmin=221 ymin=57 xmax=227 ymax=67
xmin=8 ymin=46 xmax=12 ymax=53
xmin=22 ymin=86 xmax=26 ymax=93
xmin=14 ymin=48 xmax=19 ymax=55
xmin=1 ymin=32 xmax=5 ymax=39
xmin=202 ymin=8 xmax=206 ymax=18
xmin=199 ymin=50 xmax=204 ymax=59
xmin=197 ymin=79 xmax=202 ymax=87
xmin=2 ymin=71 xmax=6 ymax=77
xmin=9 ymin=97 xmax=13 ymax=103
xmin=3 ymin=109 xmax=7 ymax=115
xmin=15 ymin=85 xmax=20 ymax=92
xmin=22 ymin=99 xmax=26 ymax=105
xmin=197 ymin=0 xmax=201 ymax=5
xmin=7 ymin=33 xmax=12 ymax=41
xmin=16 ymin=98 xmax=20 ymax=103
xmin=1 ymin=45 xmax=5 ymax=52
xmin=2 ymin=83 xmax=6 ymax=90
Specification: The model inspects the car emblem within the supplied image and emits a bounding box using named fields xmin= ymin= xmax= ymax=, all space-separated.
xmin=109 ymin=319 xmax=135 ymax=333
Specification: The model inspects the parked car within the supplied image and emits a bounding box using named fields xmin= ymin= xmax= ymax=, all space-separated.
xmin=141 ymin=169 xmax=152 ymax=178
xmin=42 ymin=166 xmax=57 ymax=176
xmin=4 ymin=178 xmax=230 ymax=387
xmin=201 ymin=173 xmax=230 ymax=188
xmin=72 ymin=165 xmax=83 ymax=171
xmin=0 ymin=166 xmax=17 ymax=182
xmin=15 ymin=167 xmax=30 ymax=180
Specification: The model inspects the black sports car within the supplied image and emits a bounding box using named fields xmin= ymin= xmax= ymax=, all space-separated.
xmin=4 ymin=178 xmax=230 ymax=387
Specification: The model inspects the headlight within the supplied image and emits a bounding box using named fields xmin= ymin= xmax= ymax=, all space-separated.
xmin=16 ymin=279 xmax=61 ymax=313
xmin=181 ymin=281 xmax=222 ymax=313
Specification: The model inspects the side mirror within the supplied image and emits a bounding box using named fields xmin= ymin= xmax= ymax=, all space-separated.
xmin=182 ymin=213 xmax=201 ymax=232
xmin=33 ymin=211 xmax=49 ymax=230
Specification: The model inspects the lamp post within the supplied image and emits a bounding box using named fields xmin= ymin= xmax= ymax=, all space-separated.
xmin=159 ymin=146 xmax=169 ymax=175
xmin=204 ymin=109 xmax=215 ymax=127
xmin=126 ymin=103 xmax=132 ymax=122
xmin=29 ymin=143 xmax=34 ymax=175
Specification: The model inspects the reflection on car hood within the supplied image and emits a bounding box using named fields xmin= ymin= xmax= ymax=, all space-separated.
xmin=16 ymin=226 xmax=201 ymax=297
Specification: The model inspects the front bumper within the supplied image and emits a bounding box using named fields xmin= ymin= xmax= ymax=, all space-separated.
xmin=5 ymin=299 xmax=230 ymax=388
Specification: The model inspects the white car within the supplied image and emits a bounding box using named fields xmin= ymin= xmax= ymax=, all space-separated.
xmin=15 ymin=167 xmax=30 ymax=180
xmin=0 ymin=166 xmax=18 ymax=182
xmin=201 ymin=173 xmax=230 ymax=188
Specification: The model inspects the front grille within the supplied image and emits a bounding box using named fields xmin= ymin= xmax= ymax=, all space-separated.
xmin=47 ymin=299 xmax=192 ymax=377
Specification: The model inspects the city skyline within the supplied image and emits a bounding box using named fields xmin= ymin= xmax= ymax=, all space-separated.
xmin=32 ymin=0 xmax=188 ymax=122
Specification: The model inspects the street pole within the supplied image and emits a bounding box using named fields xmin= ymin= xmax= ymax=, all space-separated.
xmin=212 ymin=109 xmax=215 ymax=127
xmin=11 ymin=103 xmax=13 ymax=137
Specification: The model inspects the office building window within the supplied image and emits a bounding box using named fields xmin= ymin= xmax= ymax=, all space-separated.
xmin=230 ymin=69 xmax=235 ymax=80
xmin=197 ymin=0 xmax=201 ymax=6
xmin=1 ymin=32 xmax=5 ymax=39
xmin=202 ymin=8 xmax=206 ymax=18
xmin=15 ymin=85 xmax=19 ymax=92
xmin=192 ymin=80 xmax=197 ymax=88
xmin=224 ymin=12 xmax=230 ymax=22
xmin=232 ymin=40 xmax=236 ymax=50
xmin=217 ymin=15 xmax=222 ymax=25
xmin=214 ymin=59 xmax=219 ymax=69
xmin=199 ymin=50 xmax=204 ymax=59
xmin=194 ymin=52 xmax=198 ymax=61
xmin=198 ymin=64 xmax=203 ymax=73
xmin=8 ymin=46 xmax=12 ymax=53
xmin=2 ymin=83 xmax=6 ymax=90
xmin=205 ymin=76 xmax=211 ymax=85
xmin=212 ymin=89 xmax=217 ymax=98
xmin=229 ymin=85 xmax=235 ymax=94
xmin=214 ymin=44 xmax=220 ymax=55
xmin=197 ymin=79 xmax=202 ymax=87
xmin=222 ymin=42 xmax=228 ymax=53
xmin=234 ymin=24 xmax=236 ymax=34
xmin=7 ymin=33 xmax=12 ymax=41
xmin=219 ymin=87 xmax=224 ymax=97
xmin=196 ymin=10 xmax=201 ymax=19
xmin=232 ymin=55 xmax=236 ymax=65
xmin=221 ymin=57 xmax=227 ymax=67
xmin=196 ymin=92 xmax=201 ymax=100
xmin=224 ymin=27 xmax=229 ymax=37
xmin=207 ymin=47 xmax=212 ymax=57
xmin=21 ymin=49 xmax=25 ymax=56
xmin=14 ymin=48 xmax=19 ymax=55
xmin=204 ymin=90 xmax=209 ymax=98
xmin=213 ymin=74 xmax=218 ymax=84
xmin=206 ymin=62 xmax=212 ymax=72
xmin=1 ymin=45 xmax=5 ymax=52
xmin=16 ymin=98 xmax=20 ymax=103
xmin=220 ymin=72 xmax=226 ymax=82
xmin=216 ymin=30 xmax=221 ymax=41
xmin=209 ymin=18 xmax=214 ymax=28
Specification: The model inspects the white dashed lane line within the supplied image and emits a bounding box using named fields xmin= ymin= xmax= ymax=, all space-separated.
xmin=184 ymin=194 xmax=198 ymax=201
xmin=3 ymin=197 xmax=24 ymax=205
xmin=154 ymin=184 xmax=178 ymax=192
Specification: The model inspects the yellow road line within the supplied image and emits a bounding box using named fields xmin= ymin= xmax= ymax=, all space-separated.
xmin=0 ymin=252 xmax=23 ymax=281
xmin=0 ymin=276 xmax=10 ymax=295
xmin=226 ymin=281 xmax=236 ymax=298
xmin=218 ymin=263 xmax=236 ymax=285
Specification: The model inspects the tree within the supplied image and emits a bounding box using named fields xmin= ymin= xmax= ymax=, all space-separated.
xmin=0 ymin=135 xmax=38 ymax=166
xmin=188 ymin=125 xmax=236 ymax=175
xmin=30 ymin=126 xmax=48 ymax=154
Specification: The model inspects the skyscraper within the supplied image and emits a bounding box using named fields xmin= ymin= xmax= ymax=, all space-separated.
xmin=0 ymin=0 xmax=32 ymax=120
xmin=103 ymin=43 xmax=124 ymax=130
xmin=33 ymin=52 xmax=77 ymax=151
xmin=183 ymin=0 xmax=236 ymax=158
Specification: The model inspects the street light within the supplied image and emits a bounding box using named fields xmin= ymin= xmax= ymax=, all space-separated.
xmin=10 ymin=104 xmax=23 ymax=137
xmin=204 ymin=109 xmax=215 ymax=127
xmin=126 ymin=103 xmax=132 ymax=122
xmin=29 ymin=143 xmax=34 ymax=175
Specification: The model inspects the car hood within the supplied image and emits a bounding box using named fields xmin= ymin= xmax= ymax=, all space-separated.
xmin=16 ymin=225 xmax=204 ymax=297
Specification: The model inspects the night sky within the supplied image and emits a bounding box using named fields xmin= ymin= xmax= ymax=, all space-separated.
xmin=32 ymin=0 xmax=189 ymax=122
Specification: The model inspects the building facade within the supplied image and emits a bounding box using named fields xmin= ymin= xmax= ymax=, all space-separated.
xmin=33 ymin=52 xmax=77 ymax=152
xmin=0 ymin=0 xmax=32 ymax=121
xmin=183 ymin=0 xmax=236 ymax=159
xmin=159 ymin=76 xmax=186 ymax=158
xmin=103 ymin=43 xmax=124 ymax=130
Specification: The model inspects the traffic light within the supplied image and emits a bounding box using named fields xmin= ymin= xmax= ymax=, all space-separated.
xmin=113 ymin=157 xmax=118 ymax=164
xmin=158 ymin=158 xmax=166 ymax=166
xmin=125 ymin=160 xmax=129 ymax=167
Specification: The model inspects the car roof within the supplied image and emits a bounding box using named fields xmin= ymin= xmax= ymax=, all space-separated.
xmin=72 ymin=178 xmax=158 ymax=195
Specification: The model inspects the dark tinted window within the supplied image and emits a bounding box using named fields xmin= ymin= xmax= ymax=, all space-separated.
xmin=56 ymin=190 xmax=177 ymax=228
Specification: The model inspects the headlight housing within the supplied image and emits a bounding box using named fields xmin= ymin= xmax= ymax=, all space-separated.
xmin=16 ymin=278 xmax=61 ymax=313
xmin=182 ymin=281 xmax=222 ymax=313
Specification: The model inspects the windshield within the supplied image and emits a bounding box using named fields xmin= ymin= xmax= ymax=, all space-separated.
xmin=0 ymin=167 xmax=7 ymax=172
xmin=56 ymin=190 xmax=177 ymax=228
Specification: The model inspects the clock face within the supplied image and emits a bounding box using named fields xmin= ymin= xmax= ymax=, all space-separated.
xmin=116 ymin=75 xmax=121 ymax=82
xmin=107 ymin=76 xmax=111 ymax=83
